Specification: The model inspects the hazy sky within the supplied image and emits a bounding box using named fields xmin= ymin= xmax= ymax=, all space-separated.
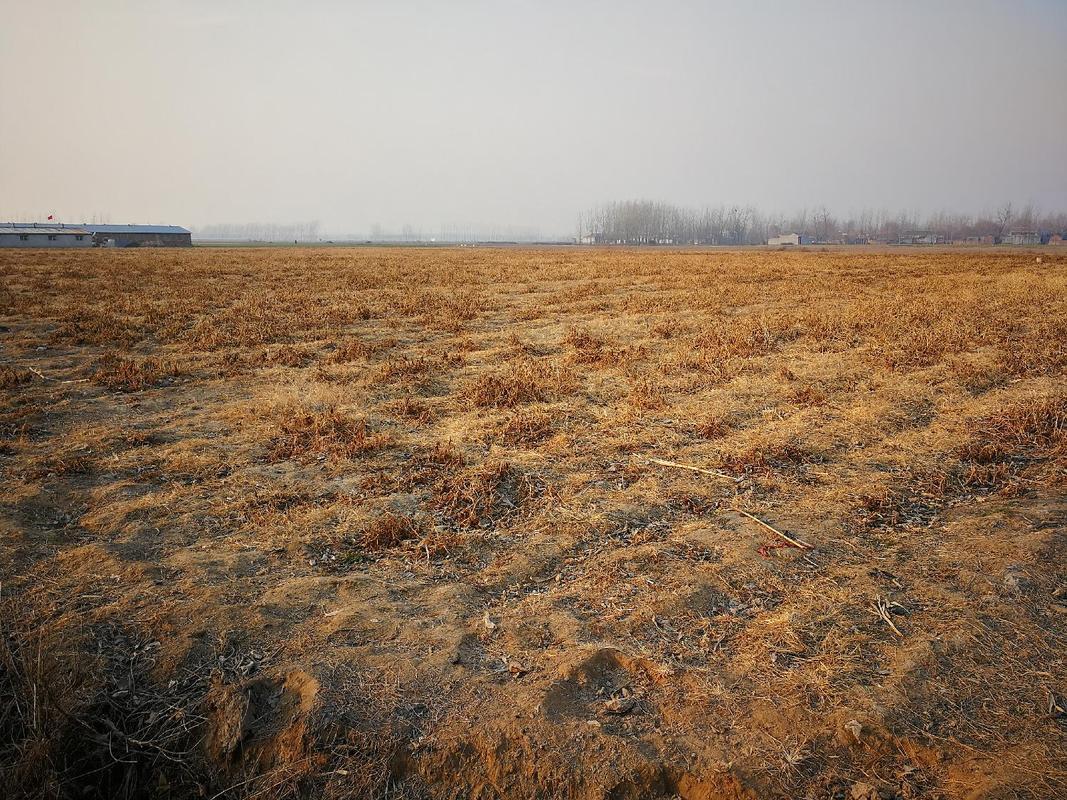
xmin=2 ymin=0 xmax=1065 ymax=234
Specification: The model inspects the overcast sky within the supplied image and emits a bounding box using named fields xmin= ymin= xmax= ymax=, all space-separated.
xmin=2 ymin=0 xmax=1065 ymax=235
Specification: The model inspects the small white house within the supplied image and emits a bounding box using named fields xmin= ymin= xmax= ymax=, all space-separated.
xmin=0 ymin=224 xmax=94 ymax=248
xmin=1004 ymin=230 xmax=1040 ymax=246
xmin=768 ymin=233 xmax=801 ymax=246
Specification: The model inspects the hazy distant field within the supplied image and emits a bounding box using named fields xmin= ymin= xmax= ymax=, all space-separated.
xmin=2 ymin=247 xmax=1065 ymax=799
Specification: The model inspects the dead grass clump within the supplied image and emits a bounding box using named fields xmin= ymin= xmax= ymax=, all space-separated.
xmin=235 ymin=488 xmax=320 ymax=525
xmin=415 ymin=527 xmax=466 ymax=560
xmin=268 ymin=407 xmax=390 ymax=462
xmin=0 ymin=594 xmax=210 ymax=799
xmin=854 ymin=486 xmax=929 ymax=530
xmin=790 ymin=385 xmax=828 ymax=407
xmin=433 ymin=460 xmax=536 ymax=529
xmin=563 ymin=326 xmax=644 ymax=367
xmin=695 ymin=412 xmax=735 ymax=439
xmin=882 ymin=337 xmax=949 ymax=371
xmin=499 ymin=409 xmax=554 ymax=446
xmin=399 ymin=441 xmax=467 ymax=490
xmin=374 ymin=352 xmax=463 ymax=388
xmin=562 ymin=326 xmax=601 ymax=353
xmin=505 ymin=332 xmax=546 ymax=358
xmin=628 ymin=376 xmax=666 ymax=410
xmin=997 ymin=317 xmax=1067 ymax=377
xmin=91 ymin=353 xmax=183 ymax=392
xmin=461 ymin=359 xmax=577 ymax=408
xmin=856 ymin=458 xmax=1014 ymax=531
xmin=388 ymin=396 xmax=436 ymax=425
xmin=970 ymin=394 xmax=1066 ymax=451
xmin=374 ymin=356 xmax=434 ymax=385
xmin=52 ymin=309 xmax=138 ymax=347
xmin=32 ymin=451 xmax=92 ymax=479
xmin=650 ymin=318 xmax=685 ymax=339
xmin=215 ymin=350 xmax=250 ymax=378
xmin=420 ymin=292 xmax=484 ymax=331
xmin=694 ymin=316 xmax=793 ymax=360
xmin=412 ymin=441 xmax=466 ymax=472
xmin=312 ymin=362 xmax=360 ymax=385
xmin=119 ymin=428 xmax=160 ymax=447
xmin=329 ymin=338 xmax=375 ymax=363
xmin=952 ymin=394 xmax=1067 ymax=489
xmin=952 ymin=360 xmax=1007 ymax=394
xmin=956 ymin=461 xmax=1021 ymax=494
xmin=264 ymin=345 xmax=311 ymax=367
xmin=0 ymin=366 xmax=32 ymax=390
xmin=721 ymin=442 xmax=821 ymax=475
xmin=666 ymin=351 xmax=734 ymax=386
xmin=185 ymin=294 xmax=306 ymax=350
xmin=355 ymin=512 xmax=423 ymax=551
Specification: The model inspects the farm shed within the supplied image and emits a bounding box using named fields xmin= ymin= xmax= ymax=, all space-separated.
xmin=898 ymin=231 xmax=944 ymax=245
xmin=0 ymin=224 xmax=93 ymax=248
xmin=85 ymin=224 xmax=192 ymax=247
xmin=1004 ymin=230 xmax=1040 ymax=246
xmin=768 ymin=233 xmax=801 ymax=246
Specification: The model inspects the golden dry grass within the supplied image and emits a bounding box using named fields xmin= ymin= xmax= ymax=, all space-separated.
xmin=1 ymin=246 xmax=1065 ymax=799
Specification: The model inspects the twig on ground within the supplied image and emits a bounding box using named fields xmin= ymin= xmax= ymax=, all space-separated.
xmin=735 ymin=508 xmax=815 ymax=550
xmin=648 ymin=457 xmax=740 ymax=483
xmin=874 ymin=596 xmax=904 ymax=637
xmin=27 ymin=366 xmax=87 ymax=384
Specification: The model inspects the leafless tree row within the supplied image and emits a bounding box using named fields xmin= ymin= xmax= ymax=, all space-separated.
xmin=193 ymin=221 xmax=321 ymax=242
xmin=578 ymin=201 xmax=1067 ymax=245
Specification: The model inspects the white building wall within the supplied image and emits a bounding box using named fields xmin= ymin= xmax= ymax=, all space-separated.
xmin=0 ymin=233 xmax=94 ymax=248
xmin=768 ymin=233 xmax=801 ymax=246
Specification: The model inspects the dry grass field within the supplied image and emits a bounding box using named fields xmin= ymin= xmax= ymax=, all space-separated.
xmin=1 ymin=246 xmax=1065 ymax=800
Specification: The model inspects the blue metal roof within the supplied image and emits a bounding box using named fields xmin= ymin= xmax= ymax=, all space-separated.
xmin=80 ymin=224 xmax=190 ymax=235
xmin=0 ymin=224 xmax=91 ymax=235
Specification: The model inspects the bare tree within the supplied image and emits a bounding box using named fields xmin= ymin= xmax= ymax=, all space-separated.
xmin=996 ymin=202 xmax=1014 ymax=236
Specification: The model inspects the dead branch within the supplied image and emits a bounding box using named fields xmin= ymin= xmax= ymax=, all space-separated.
xmin=648 ymin=457 xmax=740 ymax=483
xmin=735 ymin=508 xmax=815 ymax=550
xmin=874 ymin=596 xmax=904 ymax=637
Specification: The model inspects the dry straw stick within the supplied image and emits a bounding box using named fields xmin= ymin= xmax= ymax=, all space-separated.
xmin=648 ymin=457 xmax=740 ymax=483
xmin=874 ymin=596 xmax=904 ymax=637
xmin=734 ymin=508 xmax=815 ymax=550
xmin=647 ymin=458 xmax=812 ymax=549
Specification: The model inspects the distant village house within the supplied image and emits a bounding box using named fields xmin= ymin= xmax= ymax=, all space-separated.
xmin=897 ymin=231 xmax=945 ymax=245
xmin=1003 ymin=230 xmax=1040 ymax=246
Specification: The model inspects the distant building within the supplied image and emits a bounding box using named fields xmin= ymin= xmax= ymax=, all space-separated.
xmin=768 ymin=233 xmax=801 ymax=246
xmin=1003 ymin=230 xmax=1040 ymax=246
xmin=580 ymin=232 xmax=612 ymax=245
xmin=897 ymin=231 xmax=944 ymax=245
xmin=83 ymin=224 xmax=192 ymax=247
xmin=1047 ymin=234 xmax=1067 ymax=246
xmin=0 ymin=223 xmax=93 ymax=248
xmin=0 ymin=222 xmax=192 ymax=248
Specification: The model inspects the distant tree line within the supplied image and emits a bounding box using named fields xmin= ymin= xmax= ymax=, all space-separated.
xmin=193 ymin=221 xmax=321 ymax=241
xmin=190 ymin=221 xmax=549 ymax=243
xmin=577 ymin=200 xmax=1067 ymax=245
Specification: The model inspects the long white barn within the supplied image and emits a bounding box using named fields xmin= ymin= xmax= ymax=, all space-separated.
xmin=0 ymin=224 xmax=93 ymax=248
xmin=0 ymin=222 xmax=192 ymax=248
